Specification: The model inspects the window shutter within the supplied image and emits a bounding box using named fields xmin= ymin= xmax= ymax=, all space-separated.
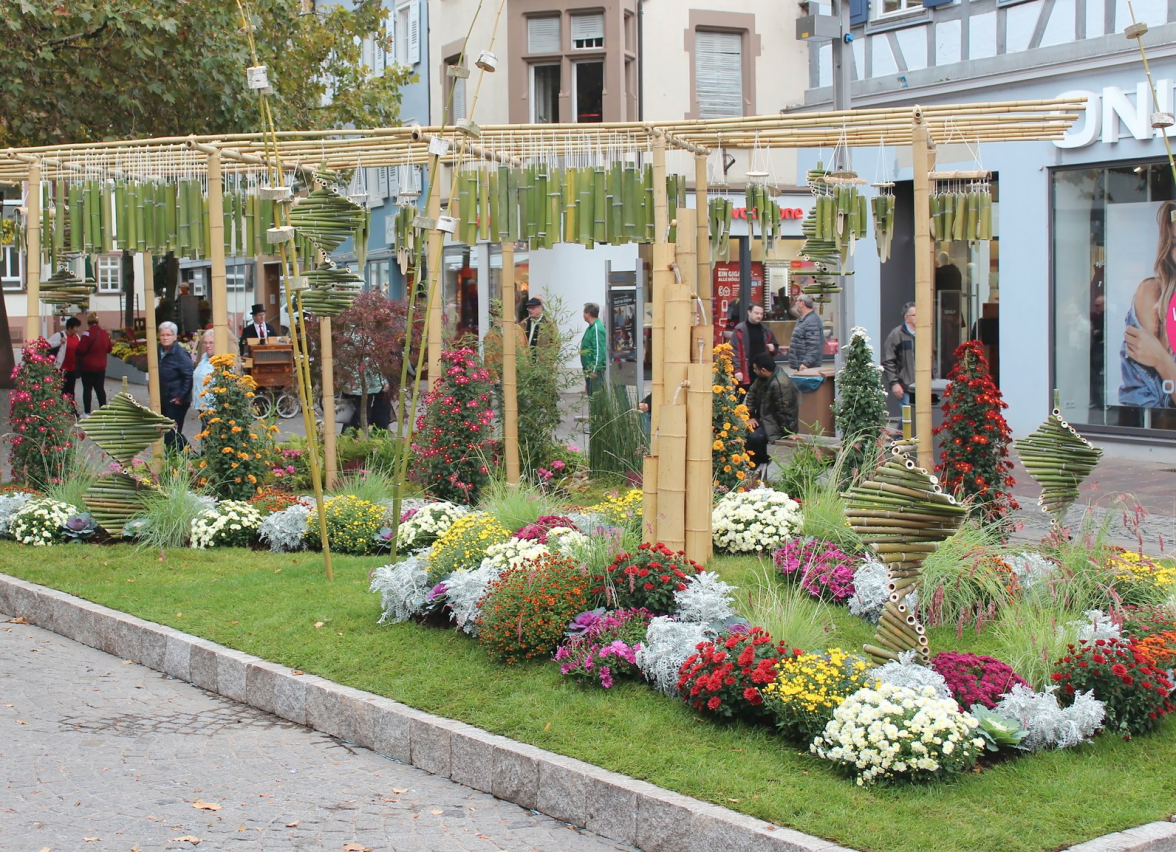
xmin=376 ymin=166 xmax=389 ymax=198
xmin=451 ymin=77 xmax=466 ymax=121
xmin=571 ymin=13 xmax=604 ymax=47
xmin=694 ymin=31 xmax=742 ymax=119
xmin=528 ymin=16 xmax=561 ymax=53
xmin=850 ymin=0 xmax=870 ymax=25
xmin=407 ymin=0 xmax=420 ymax=65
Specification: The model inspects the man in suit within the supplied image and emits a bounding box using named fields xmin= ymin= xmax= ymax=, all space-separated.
xmin=239 ymin=304 xmax=278 ymax=356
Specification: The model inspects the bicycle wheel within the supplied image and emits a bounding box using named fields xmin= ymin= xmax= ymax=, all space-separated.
xmin=253 ymin=389 xmax=275 ymax=419
xmin=276 ymin=392 xmax=301 ymax=419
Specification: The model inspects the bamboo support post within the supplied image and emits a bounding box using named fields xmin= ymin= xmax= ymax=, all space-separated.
xmin=912 ymin=110 xmax=935 ymax=471
xmin=321 ymin=316 xmax=337 ymax=489
xmin=207 ymin=152 xmax=230 ymax=356
xmin=501 ymin=240 xmax=520 ymax=484
xmin=141 ymin=252 xmax=164 ymax=471
xmin=424 ymin=163 xmax=444 ymax=381
xmin=656 ymin=401 xmax=687 ymax=551
xmin=695 ymin=154 xmax=711 ymax=321
xmin=24 ymin=160 xmax=41 ymax=343
xmin=643 ymin=455 xmax=659 ymax=544
xmin=686 ymin=360 xmax=713 ymax=564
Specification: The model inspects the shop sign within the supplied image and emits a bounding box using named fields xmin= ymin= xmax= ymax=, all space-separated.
xmin=1055 ymin=80 xmax=1176 ymax=149
xmin=731 ymin=205 xmax=806 ymax=220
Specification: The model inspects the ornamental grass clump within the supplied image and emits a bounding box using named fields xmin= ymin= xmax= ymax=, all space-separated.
xmin=711 ymin=343 xmax=755 ymax=493
xmin=477 ymin=553 xmax=593 ymax=664
xmin=597 ymin=541 xmax=703 ymax=614
xmin=8 ymin=498 xmax=80 ymax=546
xmin=773 ymin=537 xmax=858 ymax=602
xmin=305 ymin=495 xmax=385 ymax=555
xmin=712 ymin=488 xmax=802 ymax=554
xmin=190 ymin=500 xmax=263 ymax=549
xmin=394 ymin=501 xmax=468 ymax=554
xmin=554 ymin=608 xmax=652 ymax=688
xmin=8 ymin=338 xmax=78 ymax=489
xmin=1051 ymin=638 xmax=1174 ymax=738
xmin=762 ymin=648 xmax=874 ymax=745
xmin=194 ymin=354 xmax=275 ymax=501
xmin=413 ymin=348 xmax=496 ymax=504
xmin=677 ymin=627 xmax=799 ymax=722
xmin=811 ymin=683 xmax=986 ymax=785
xmin=426 ymin=511 xmax=511 ymax=583
xmin=931 ymin=652 xmax=1028 ymax=710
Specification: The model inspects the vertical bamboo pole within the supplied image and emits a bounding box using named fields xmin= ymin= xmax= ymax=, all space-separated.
xmin=643 ymin=137 xmax=670 ymax=544
xmin=424 ymin=166 xmax=444 ymax=380
xmin=695 ymin=153 xmax=712 ymax=321
xmin=660 ymin=207 xmax=693 ymax=554
xmin=207 ymin=153 xmax=230 ymax=355
xmin=142 ymin=252 xmax=165 ymax=469
xmin=912 ymin=110 xmax=935 ymax=471
xmin=24 ymin=161 xmax=42 ymax=344
xmin=321 ymin=316 xmax=338 ymax=489
xmin=656 ymin=404 xmax=687 ymax=551
xmin=686 ymin=356 xmax=713 ymax=563
xmin=501 ymin=240 xmax=520 ymax=484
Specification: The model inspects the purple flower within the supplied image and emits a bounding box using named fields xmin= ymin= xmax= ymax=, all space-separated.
xmin=427 ymin=582 xmax=448 ymax=601
xmin=566 ymin=608 xmax=606 ymax=637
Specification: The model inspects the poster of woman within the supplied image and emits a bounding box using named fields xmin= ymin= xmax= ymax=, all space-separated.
xmin=1108 ymin=200 xmax=1176 ymax=408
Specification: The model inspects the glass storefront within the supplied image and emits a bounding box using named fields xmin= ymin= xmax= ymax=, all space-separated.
xmin=1053 ymin=162 xmax=1176 ymax=435
xmin=441 ymin=244 xmax=530 ymax=343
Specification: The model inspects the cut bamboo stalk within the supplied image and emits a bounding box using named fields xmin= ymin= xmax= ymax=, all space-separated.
xmin=501 ymin=241 xmax=519 ymax=485
xmin=685 ymin=360 xmax=713 ymax=564
xmin=643 ymin=455 xmax=659 ymax=544
xmin=656 ymin=403 xmax=687 ymax=552
xmin=24 ymin=163 xmax=42 ymax=342
xmin=207 ymin=154 xmax=230 ymax=355
xmin=864 ymin=644 xmax=901 ymax=664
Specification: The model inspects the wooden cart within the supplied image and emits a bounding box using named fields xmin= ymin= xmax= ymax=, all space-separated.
xmin=244 ymin=341 xmax=300 ymax=419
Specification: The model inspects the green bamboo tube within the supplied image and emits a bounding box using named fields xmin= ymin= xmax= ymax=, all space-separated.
xmin=178 ymin=181 xmax=190 ymax=254
xmin=478 ymin=168 xmax=491 ymax=243
xmin=642 ymin=163 xmax=654 ymax=242
xmin=879 ymin=615 xmax=922 ymax=647
xmin=191 ymin=181 xmax=204 ymax=258
xmin=563 ymin=167 xmax=576 ymax=244
xmin=577 ymin=172 xmax=594 ymax=245
xmin=864 ymin=644 xmax=902 ymax=663
xmin=592 ymin=168 xmax=606 ymax=245
xmin=871 ymin=629 xmax=908 ymax=654
xmin=492 ymin=167 xmax=505 ymax=241
xmin=136 ymin=184 xmax=147 ymax=252
xmin=622 ymin=166 xmax=636 ymax=241
xmin=119 ymin=183 xmax=131 ymax=251
xmin=608 ymin=163 xmax=622 ymax=244
xmin=877 ymin=619 xmax=917 ymax=649
xmin=51 ymin=180 xmax=64 ymax=260
xmin=507 ymin=166 xmax=520 ymax=242
xmin=200 ymin=194 xmax=211 ymax=259
xmin=979 ymin=192 xmax=992 ymax=240
xmin=546 ymin=192 xmax=559 ymax=250
xmin=99 ymin=182 xmax=113 ymax=253
xmin=858 ymin=480 xmax=956 ymax=503
xmin=888 ymin=575 xmax=920 ymax=592
xmin=517 ymin=172 xmax=531 ymax=242
xmin=457 ymin=171 xmax=472 ymax=244
xmin=84 ymin=181 xmax=96 ymax=254
xmin=68 ymin=184 xmax=82 ymax=254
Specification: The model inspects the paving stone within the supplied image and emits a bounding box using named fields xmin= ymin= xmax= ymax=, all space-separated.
xmin=410 ymin=716 xmax=453 ymax=777
xmin=492 ymin=740 xmax=542 ymax=810
xmin=585 ymin=773 xmax=639 ymax=845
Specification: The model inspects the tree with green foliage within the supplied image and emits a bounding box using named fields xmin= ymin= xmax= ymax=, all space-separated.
xmin=0 ymin=0 xmax=414 ymax=148
xmin=834 ymin=326 xmax=888 ymax=484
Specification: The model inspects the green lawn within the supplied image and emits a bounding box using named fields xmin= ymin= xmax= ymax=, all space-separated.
xmin=3 ymin=541 xmax=1173 ymax=852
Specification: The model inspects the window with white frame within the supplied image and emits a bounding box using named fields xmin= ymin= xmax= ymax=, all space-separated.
xmin=879 ymin=0 xmax=923 ymax=15
xmin=528 ymin=16 xmax=561 ymax=53
xmin=394 ymin=0 xmax=420 ymax=66
xmin=694 ymin=30 xmax=743 ymax=119
xmin=226 ymin=265 xmax=247 ymax=292
xmin=531 ymin=63 xmax=561 ymax=124
xmin=96 ymin=254 xmax=122 ymax=292
xmin=446 ymin=55 xmax=467 ymax=123
xmin=1 ymin=245 xmax=21 ymax=291
xmin=571 ymin=13 xmax=604 ymax=49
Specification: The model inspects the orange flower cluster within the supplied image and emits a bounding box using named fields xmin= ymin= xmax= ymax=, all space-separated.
xmin=711 ymin=343 xmax=755 ymax=494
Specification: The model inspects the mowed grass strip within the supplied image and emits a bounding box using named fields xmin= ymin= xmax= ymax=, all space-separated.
xmin=3 ymin=541 xmax=1174 ymax=852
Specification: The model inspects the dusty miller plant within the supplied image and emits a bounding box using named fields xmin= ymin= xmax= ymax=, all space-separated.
xmin=1069 ymin=609 xmax=1122 ymax=642
xmin=992 ymin=684 xmax=1105 ymax=751
xmin=672 ymin=572 xmax=736 ymax=624
xmin=370 ymin=550 xmax=432 ymax=624
xmin=847 ymin=559 xmax=918 ymax=624
xmin=869 ymin=650 xmax=952 ymax=700
xmin=0 ymin=492 xmax=35 ymax=537
xmin=1005 ymin=551 xmax=1057 ymax=594
xmin=443 ymin=562 xmax=510 ymax=636
xmin=258 ymin=503 xmax=312 ymax=553
xmin=635 ymin=617 xmax=716 ymax=697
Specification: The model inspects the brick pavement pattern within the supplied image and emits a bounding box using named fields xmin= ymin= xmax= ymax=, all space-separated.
xmin=0 ymin=615 xmax=637 ymax=852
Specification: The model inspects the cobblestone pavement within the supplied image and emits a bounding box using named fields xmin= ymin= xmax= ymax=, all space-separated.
xmin=0 ymin=615 xmax=637 ymax=852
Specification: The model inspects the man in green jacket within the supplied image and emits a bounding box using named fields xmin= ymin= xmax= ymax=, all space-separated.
xmin=580 ymin=302 xmax=608 ymax=396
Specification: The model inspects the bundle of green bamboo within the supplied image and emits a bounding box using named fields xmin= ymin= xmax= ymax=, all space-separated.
xmin=798 ymin=166 xmax=852 ymax=302
xmin=871 ymin=184 xmax=896 ymax=262
xmin=930 ymin=186 xmax=992 ymax=242
xmin=1016 ymin=396 xmax=1103 ymax=521
xmin=708 ymin=197 xmax=733 ymax=258
xmin=296 ymin=262 xmax=365 ymax=317
xmin=844 ymin=442 xmax=966 ymax=666
xmin=39 ymin=265 xmax=96 ymax=312
xmin=83 ymin=471 xmax=157 ymax=538
xmin=80 ymin=392 xmax=176 ymax=464
xmin=744 ymin=182 xmax=782 ymax=245
xmin=289 ymin=185 xmax=368 ymax=255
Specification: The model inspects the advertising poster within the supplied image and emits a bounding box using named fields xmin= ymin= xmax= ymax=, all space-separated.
xmin=1106 ymin=201 xmax=1176 ymax=409
xmin=713 ymin=262 xmax=763 ymax=346
xmin=608 ymin=289 xmax=637 ymax=360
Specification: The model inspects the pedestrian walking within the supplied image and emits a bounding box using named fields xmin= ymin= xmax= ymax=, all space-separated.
xmin=76 ymin=312 xmax=112 ymax=414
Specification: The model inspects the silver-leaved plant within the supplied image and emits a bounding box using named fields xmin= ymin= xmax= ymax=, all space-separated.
xmin=992 ymin=684 xmax=1105 ymax=751
xmin=370 ymin=550 xmax=432 ymax=624
xmin=636 ymin=616 xmax=716 ymax=697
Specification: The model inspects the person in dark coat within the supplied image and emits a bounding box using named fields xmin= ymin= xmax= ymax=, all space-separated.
xmin=76 ymin=312 xmax=113 ymax=414
xmin=882 ymin=302 xmax=917 ymax=406
xmin=730 ymin=303 xmax=778 ymax=393
xmin=744 ymin=351 xmax=799 ymax=472
xmin=157 ymin=322 xmax=194 ymax=452
xmin=239 ymin=304 xmax=279 ymax=356
xmin=787 ymin=294 xmax=824 ymax=371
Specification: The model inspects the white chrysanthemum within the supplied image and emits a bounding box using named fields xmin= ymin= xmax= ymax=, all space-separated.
xmin=397 ymin=502 xmax=469 ymax=553
xmin=190 ymin=500 xmax=262 ymax=549
xmin=480 ymin=538 xmax=549 ymax=574
xmin=636 ymin=617 xmax=716 ymax=697
xmin=9 ymin=498 xmax=78 ymax=546
xmin=546 ymin=526 xmax=589 ymax=553
xmin=672 ymin=571 xmax=736 ymax=624
xmin=711 ymin=488 xmax=801 ymax=554
xmin=370 ymin=549 xmax=433 ymax=624
xmin=992 ymin=684 xmax=1105 ymax=752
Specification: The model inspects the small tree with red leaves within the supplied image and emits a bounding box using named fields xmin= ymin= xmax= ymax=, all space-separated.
xmin=934 ymin=340 xmax=1018 ymax=522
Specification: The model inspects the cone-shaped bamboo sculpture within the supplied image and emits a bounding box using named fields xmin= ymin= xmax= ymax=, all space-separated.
xmin=82 ymin=472 xmax=156 ymax=538
xmin=288 ymin=183 xmax=368 ymax=255
xmin=296 ymin=262 xmax=365 ymax=317
xmin=1016 ymin=391 xmax=1102 ymax=522
xmin=80 ymin=391 xmax=177 ymax=464
xmin=39 ymin=264 xmax=96 ymax=311
xmin=844 ymin=440 xmax=966 ymax=666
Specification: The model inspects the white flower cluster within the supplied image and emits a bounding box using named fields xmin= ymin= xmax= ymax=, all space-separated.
xmin=1069 ymin=609 xmax=1121 ymax=642
xmin=849 ymin=326 xmax=875 ymax=353
xmin=869 ymin=650 xmax=951 ymax=700
xmin=480 ymin=537 xmax=550 ymax=574
xmin=0 ymin=492 xmax=36 ymax=538
xmin=992 ymin=684 xmax=1105 ymax=752
xmin=397 ymin=502 xmax=468 ymax=553
xmin=672 ymin=571 xmax=736 ymax=625
xmin=9 ymin=498 xmax=79 ymax=547
xmin=190 ymin=500 xmax=263 ymax=549
xmin=635 ymin=616 xmax=716 ymax=697
xmin=258 ymin=502 xmax=313 ymax=553
xmin=370 ymin=549 xmax=433 ymax=624
xmin=1004 ymin=550 xmax=1056 ymax=593
xmin=545 ymin=526 xmax=589 ymax=553
xmin=812 ymin=683 xmax=985 ymax=785
xmin=711 ymin=488 xmax=801 ymax=554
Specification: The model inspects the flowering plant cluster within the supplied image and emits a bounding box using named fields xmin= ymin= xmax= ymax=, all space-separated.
xmin=636 ymin=617 xmax=716 ymax=697
xmin=554 ymin=608 xmax=652 ymax=688
xmin=677 ymin=627 xmax=798 ymax=721
xmin=1052 ymin=638 xmax=1174 ymax=737
xmin=9 ymin=338 xmax=77 ymax=489
xmin=930 ymin=652 xmax=1028 ymax=710
xmin=305 ymin=495 xmax=385 ymax=555
xmin=773 ymin=538 xmax=859 ymax=602
xmin=190 ymin=500 xmax=263 ymax=549
xmin=598 ymin=542 xmax=703 ymax=614
xmin=514 ymin=515 xmax=579 ymax=544
xmin=584 ymin=489 xmax=643 ymax=533
xmin=811 ymin=683 xmax=986 ymax=785
xmin=477 ymin=553 xmax=592 ymax=664
xmin=413 ymin=348 xmax=496 ymax=504
xmin=8 ymin=498 xmax=81 ymax=546
xmin=711 ymin=343 xmax=755 ymax=493
xmin=711 ymin=488 xmax=801 ymax=554
xmin=1105 ymin=549 xmax=1176 ymax=601
xmin=194 ymin=354 xmax=276 ymax=501
xmin=426 ymin=511 xmax=510 ymax=583
xmin=1133 ymin=631 xmax=1176 ymax=671
xmin=762 ymin=648 xmax=874 ymax=744
xmin=247 ymin=487 xmax=305 ymax=516
xmin=933 ymin=341 xmax=1018 ymax=522
xmin=480 ymin=537 xmax=550 ymax=574
xmin=394 ymin=501 xmax=468 ymax=553
xmin=1119 ymin=604 xmax=1176 ymax=638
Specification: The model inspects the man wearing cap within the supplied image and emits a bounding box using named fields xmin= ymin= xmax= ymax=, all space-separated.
xmin=239 ymin=304 xmax=279 ymax=356
xmin=519 ymin=297 xmax=550 ymax=352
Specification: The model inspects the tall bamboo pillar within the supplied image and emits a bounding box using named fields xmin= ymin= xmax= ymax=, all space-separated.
xmin=142 ymin=252 xmax=165 ymax=466
xmin=642 ymin=136 xmax=670 ymax=543
xmin=695 ymin=153 xmax=712 ymax=321
xmin=321 ymin=316 xmax=338 ymax=488
xmin=501 ymin=240 xmax=520 ymax=484
xmin=424 ymin=163 xmax=445 ymax=381
xmin=912 ymin=110 xmax=935 ymax=471
xmin=207 ymin=153 xmax=230 ymax=355
xmin=24 ymin=160 xmax=42 ymax=344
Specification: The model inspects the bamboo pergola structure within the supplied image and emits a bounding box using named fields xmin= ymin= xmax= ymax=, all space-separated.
xmin=2 ymin=97 xmax=1083 ymax=563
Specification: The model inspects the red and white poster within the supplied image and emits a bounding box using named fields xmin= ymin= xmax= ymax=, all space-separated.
xmin=713 ymin=262 xmax=763 ymax=346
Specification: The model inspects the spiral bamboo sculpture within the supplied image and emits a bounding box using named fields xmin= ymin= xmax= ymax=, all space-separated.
xmin=1016 ymin=392 xmax=1102 ymax=523
xmin=844 ymin=441 xmax=966 ymax=666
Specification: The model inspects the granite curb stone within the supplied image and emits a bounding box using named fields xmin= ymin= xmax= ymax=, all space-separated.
xmin=1 ymin=571 xmax=1170 ymax=852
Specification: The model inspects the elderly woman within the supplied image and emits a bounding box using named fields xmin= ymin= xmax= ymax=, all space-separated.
xmin=157 ymin=321 xmax=194 ymax=451
xmin=191 ymin=329 xmax=217 ymax=414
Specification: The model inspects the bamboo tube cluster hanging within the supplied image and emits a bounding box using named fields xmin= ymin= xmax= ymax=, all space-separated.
xmin=288 ymin=177 xmax=369 ymax=254
xmin=708 ymin=197 xmax=733 ymax=258
xmin=1016 ymin=392 xmax=1103 ymax=521
xmin=930 ymin=178 xmax=993 ymax=243
xmin=798 ymin=164 xmax=860 ymax=303
xmin=40 ymin=265 xmax=96 ymax=313
xmin=844 ymin=442 xmax=966 ymax=666
xmin=872 ymin=182 xmax=896 ymax=262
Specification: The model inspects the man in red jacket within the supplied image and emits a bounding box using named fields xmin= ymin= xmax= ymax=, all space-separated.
xmin=76 ymin=312 xmax=113 ymax=414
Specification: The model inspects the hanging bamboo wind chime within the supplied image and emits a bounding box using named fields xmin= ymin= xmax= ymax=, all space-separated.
xmin=844 ymin=441 xmax=966 ymax=666
xmin=798 ymin=162 xmax=866 ymax=304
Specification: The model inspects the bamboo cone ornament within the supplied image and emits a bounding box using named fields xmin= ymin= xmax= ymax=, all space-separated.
xmin=83 ymin=472 xmax=158 ymax=537
xmin=1016 ymin=390 xmax=1103 ymax=523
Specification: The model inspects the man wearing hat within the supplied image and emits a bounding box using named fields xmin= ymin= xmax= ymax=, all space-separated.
xmin=519 ymin=297 xmax=549 ymax=351
xmin=239 ymin=303 xmax=279 ymax=356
